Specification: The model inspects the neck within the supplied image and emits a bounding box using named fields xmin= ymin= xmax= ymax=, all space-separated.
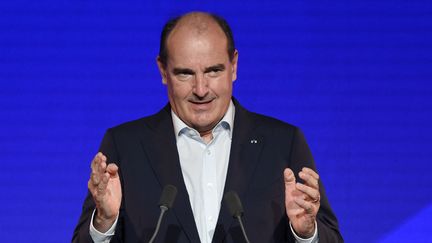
xmin=199 ymin=130 xmax=213 ymax=144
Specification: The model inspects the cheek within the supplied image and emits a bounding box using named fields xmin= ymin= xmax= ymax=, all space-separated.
xmin=168 ymin=80 xmax=192 ymax=99
xmin=210 ymin=77 xmax=233 ymax=95
xmin=218 ymin=82 xmax=233 ymax=98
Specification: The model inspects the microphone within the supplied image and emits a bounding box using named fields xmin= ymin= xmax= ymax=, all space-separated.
xmin=224 ymin=191 xmax=250 ymax=243
xmin=148 ymin=185 xmax=178 ymax=243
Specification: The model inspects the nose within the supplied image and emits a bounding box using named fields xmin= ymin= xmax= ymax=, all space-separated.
xmin=192 ymin=74 xmax=209 ymax=98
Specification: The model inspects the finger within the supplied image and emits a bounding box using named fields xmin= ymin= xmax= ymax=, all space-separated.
xmin=294 ymin=196 xmax=316 ymax=215
xmin=87 ymin=179 xmax=94 ymax=191
xmin=90 ymin=153 xmax=105 ymax=185
xmin=302 ymin=167 xmax=319 ymax=181
xmin=299 ymin=170 xmax=319 ymax=189
xmin=97 ymin=155 xmax=107 ymax=174
xmin=284 ymin=168 xmax=296 ymax=185
xmin=91 ymin=152 xmax=102 ymax=172
xmin=296 ymin=183 xmax=320 ymax=202
xmin=89 ymin=153 xmax=108 ymax=188
xmin=106 ymin=163 xmax=119 ymax=178
xmin=90 ymin=172 xmax=101 ymax=185
xmin=96 ymin=173 xmax=110 ymax=197
xmin=287 ymin=207 xmax=304 ymax=216
xmin=91 ymin=153 xmax=107 ymax=175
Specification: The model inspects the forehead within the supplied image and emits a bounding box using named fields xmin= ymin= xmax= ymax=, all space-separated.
xmin=165 ymin=17 xmax=229 ymax=66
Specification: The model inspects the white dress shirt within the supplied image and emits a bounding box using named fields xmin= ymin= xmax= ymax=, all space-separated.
xmin=89 ymin=100 xmax=318 ymax=243
xmin=171 ymin=100 xmax=235 ymax=242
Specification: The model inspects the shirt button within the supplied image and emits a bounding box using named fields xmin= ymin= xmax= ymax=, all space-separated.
xmin=206 ymin=150 xmax=211 ymax=155
xmin=208 ymin=216 xmax=214 ymax=222
xmin=207 ymin=182 xmax=214 ymax=188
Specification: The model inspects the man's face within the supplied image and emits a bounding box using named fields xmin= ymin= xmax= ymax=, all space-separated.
xmin=157 ymin=21 xmax=238 ymax=133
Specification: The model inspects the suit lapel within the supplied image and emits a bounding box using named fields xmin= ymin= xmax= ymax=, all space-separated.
xmin=138 ymin=105 xmax=201 ymax=242
xmin=137 ymin=101 xmax=264 ymax=242
xmin=213 ymin=100 xmax=265 ymax=242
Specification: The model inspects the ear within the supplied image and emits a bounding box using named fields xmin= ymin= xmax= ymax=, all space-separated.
xmin=231 ymin=50 xmax=239 ymax=82
xmin=156 ymin=56 xmax=168 ymax=85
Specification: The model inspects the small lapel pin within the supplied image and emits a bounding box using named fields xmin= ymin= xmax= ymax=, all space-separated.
xmin=250 ymin=139 xmax=258 ymax=144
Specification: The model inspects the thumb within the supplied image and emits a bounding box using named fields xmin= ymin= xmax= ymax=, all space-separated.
xmin=284 ymin=168 xmax=296 ymax=186
xmin=106 ymin=163 xmax=119 ymax=178
xmin=284 ymin=168 xmax=299 ymax=215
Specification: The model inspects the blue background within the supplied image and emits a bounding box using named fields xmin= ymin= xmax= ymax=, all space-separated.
xmin=1 ymin=1 xmax=431 ymax=242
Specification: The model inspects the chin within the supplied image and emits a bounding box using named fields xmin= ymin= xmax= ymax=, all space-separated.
xmin=192 ymin=117 xmax=217 ymax=131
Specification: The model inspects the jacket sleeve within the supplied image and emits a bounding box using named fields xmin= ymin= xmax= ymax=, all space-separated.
xmin=72 ymin=129 xmax=124 ymax=243
xmin=287 ymin=128 xmax=344 ymax=243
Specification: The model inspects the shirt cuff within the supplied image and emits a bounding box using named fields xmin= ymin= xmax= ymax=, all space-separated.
xmin=289 ymin=221 xmax=319 ymax=243
xmin=89 ymin=209 xmax=119 ymax=243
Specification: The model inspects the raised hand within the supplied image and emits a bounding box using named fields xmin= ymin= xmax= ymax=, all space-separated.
xmin=88 ymin=152 xmax=122 ymax=232
xmin=284 ymin=167 xmax=320 ymax=238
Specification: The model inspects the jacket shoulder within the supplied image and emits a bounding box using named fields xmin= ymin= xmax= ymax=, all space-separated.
xmin=107 ymin=105 xmax=171 ymax=135
xmin=245 ymin=109 xmax=300 ymax=135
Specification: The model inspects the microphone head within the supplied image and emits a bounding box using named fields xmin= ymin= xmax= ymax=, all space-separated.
xmin=224 ymin=191 xmax=244 ymax=218
xmin=159 ymin=185 xmax=177 ymax=210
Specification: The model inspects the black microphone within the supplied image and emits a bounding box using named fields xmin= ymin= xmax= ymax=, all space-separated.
xmin=148 ymin=185 xmax=178 ymax=243
xmin=224 ymin=191 xmax=250 ymax=243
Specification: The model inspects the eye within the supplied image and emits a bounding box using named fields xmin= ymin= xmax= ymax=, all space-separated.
xmin=176 ymin=73 xmax=192 ymax=81
xmin=207 ymin=69 xmax=223 ymax=78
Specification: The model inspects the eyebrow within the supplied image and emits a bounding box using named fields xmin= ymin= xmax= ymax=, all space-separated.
xmin=204 ymin=64 xmax=225 ymax=73
xmin=172 ymin=64 xmax=226 ymax=75
xmin=172 ymin=68 xmax=195 ymax=75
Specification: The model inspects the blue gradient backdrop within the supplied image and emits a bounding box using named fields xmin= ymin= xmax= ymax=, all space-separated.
xmin=1 ymin=1 xmax=431 ymax=242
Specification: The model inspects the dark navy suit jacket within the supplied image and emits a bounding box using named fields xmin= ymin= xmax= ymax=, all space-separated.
xmin=73 ymin=99 xmax=343 ymax=242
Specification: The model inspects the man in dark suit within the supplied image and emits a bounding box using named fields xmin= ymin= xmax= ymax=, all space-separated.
xmin=73 ymin=12 xmax=343 ymax=243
